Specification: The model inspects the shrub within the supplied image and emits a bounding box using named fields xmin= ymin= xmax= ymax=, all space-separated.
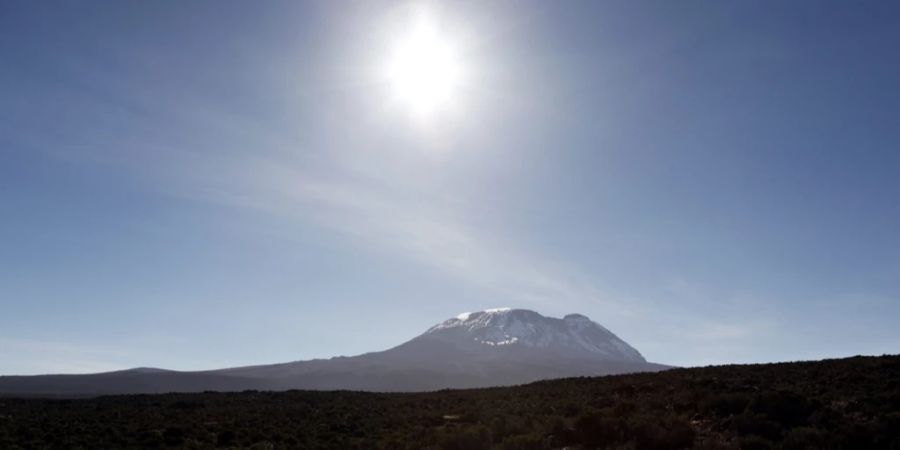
xmin=630 ymin=415 xmax=695 ymax=450
xmin=547 ymin=418 xmax=577 ymax=447
xmin=780 ymin=427 xmax=827 ymax=450
xmin=730 ymin=412 xmax=781 ymax=440
xmin=499 ymin=433 xmax=546 ymax=450
xmin=216 ymin=430 xmax=236 ymax=447
xmin=748 ymin=392 xmax=813 ymax=427
xmin=738 ymin=435 xmax=773 ymax=450
xmin=700 ymin=393 xmax=750 ymax=416
xmin=162 ymin=426 xmax=185 ymax=446
xmin=438 ymin=425 xmax=491 ymax=450
xmin=574 ymin=412 xmax=625 ymax=448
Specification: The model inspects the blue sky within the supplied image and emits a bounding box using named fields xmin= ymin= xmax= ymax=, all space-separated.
xmin=1 ymin=0 xmax=898 ymax=374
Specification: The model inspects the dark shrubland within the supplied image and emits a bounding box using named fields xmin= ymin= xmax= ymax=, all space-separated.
xmin=0 ymin=355 xmax=897 ymax=449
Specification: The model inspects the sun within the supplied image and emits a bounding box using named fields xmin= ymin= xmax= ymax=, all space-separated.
xmin=383 ymin=9 xmax=464 ymax=121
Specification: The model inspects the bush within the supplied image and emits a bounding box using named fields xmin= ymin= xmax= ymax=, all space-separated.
xmin=162 ymin=426 xmax=185 ymax=446
xmin=547 ymin=418 xmax=576 ymax=447
xmin=748 ymin=392 xmax=813 ymax=427
xmin=730 ymin=412 xmax=781 ymax=440
xmin=498 ymin=433 xmax=545 ymax=450
xmin=700 ymin=393 xmax=750 ymax=416
xmin=738 ymin=435 xmax=773 ymax=450
xmin=438 ymin=425 xmax=491 ymax=450
xmin=630 ymin=415 xmax=695 ymax=450
xmin=780 ymin=427 xmax=827 ymax=450
xmin=216 ymin=430 xmax=236 ymax=447
xmin=574 ymin=412 xmax=625 ymax=448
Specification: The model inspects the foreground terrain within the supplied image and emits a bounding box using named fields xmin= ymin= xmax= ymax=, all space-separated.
xmin=1 ymin=355 xmax=898 ymax=449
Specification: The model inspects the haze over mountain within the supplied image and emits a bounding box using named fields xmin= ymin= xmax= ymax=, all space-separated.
xmin=0 ymin=309 xmax=667 ymax=396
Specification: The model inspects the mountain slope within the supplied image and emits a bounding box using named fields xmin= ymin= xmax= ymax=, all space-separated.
xmin=0 ymin=309 xmax=667 ymax=396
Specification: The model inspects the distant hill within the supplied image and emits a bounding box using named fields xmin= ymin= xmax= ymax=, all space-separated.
xmin=0 ymin=309 xmax=667 ymax=396
xmin=1 ymin=355 xmax=897 ymax=449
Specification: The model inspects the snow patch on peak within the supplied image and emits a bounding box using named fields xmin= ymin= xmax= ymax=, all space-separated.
xmin=429 ymin=308 xmax=518 ymax=332
xmin=475 ymin=336 xmax=519 ymax=346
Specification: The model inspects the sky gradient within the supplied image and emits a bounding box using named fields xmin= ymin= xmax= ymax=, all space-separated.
xmin=1 ymin=0 xmax=899 ymax=374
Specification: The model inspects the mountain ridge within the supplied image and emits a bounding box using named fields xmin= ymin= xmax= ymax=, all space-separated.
xmin=0 ymin=308 xmax=668 ymax=396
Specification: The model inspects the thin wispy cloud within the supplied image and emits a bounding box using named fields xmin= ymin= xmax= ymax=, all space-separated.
xmin=167 ymin=150 xmax=610 ymax=312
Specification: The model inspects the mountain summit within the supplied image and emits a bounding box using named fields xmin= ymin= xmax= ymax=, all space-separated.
xmin=0 ymin=309 xmax=667 ymax=396
xmin=420 ymin=308 xmax=645 ymax=362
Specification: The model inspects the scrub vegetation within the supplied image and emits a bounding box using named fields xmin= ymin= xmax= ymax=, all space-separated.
xmin=1 ymin=355 xmax=897 ymax=449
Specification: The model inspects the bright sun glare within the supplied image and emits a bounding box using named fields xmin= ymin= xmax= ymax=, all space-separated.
xmin=384 ymin=9 xmax=464 ymax=121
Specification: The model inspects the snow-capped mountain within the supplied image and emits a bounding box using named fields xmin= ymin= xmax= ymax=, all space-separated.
xmin=0 ymin=309 xmax=668 ymax=396
xmin=419 ymin=308 xmax=645 ymax=362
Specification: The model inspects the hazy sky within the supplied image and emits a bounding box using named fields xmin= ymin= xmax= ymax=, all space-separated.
xmin=2 ymin=0 xmax=898 ymax=374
